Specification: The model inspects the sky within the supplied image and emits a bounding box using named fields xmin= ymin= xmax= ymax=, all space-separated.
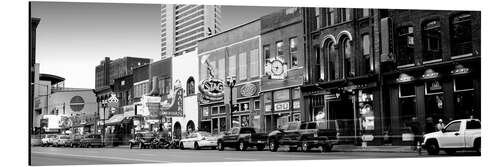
xmin=31 ymin=2 xmax=285 ymax=89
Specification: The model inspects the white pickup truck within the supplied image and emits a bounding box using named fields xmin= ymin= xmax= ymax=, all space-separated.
xmin=422 ymin=119 xmax=481 ymax=155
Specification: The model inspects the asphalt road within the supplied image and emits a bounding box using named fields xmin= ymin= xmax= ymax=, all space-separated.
xmin=30 ymin=146 xmax=477 ymax=166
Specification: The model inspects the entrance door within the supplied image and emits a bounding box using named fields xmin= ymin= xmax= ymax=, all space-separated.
xmin=327 ymin=98 xmax=356 ymax=143
xmin=173 ymin=122 xmax=182 ymax=140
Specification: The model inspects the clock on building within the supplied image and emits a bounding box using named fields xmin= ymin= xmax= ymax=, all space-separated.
xmin=265 ymin=57 xmax=288 ymax=79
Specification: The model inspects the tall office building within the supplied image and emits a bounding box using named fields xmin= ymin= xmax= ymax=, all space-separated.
xmin=160 ymin=4 xmax=221 ymax=59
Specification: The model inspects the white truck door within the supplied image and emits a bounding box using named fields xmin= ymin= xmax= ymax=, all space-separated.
xmin=439 ymin=121 xmax=463 ymax=148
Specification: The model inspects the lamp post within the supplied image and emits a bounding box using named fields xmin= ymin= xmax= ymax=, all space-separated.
xmin=226 ymin=77 xmax=236 ymax=128
xmin=101 ymin=99 xmax=108 ymax=144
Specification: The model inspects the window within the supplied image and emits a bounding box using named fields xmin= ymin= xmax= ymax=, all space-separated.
xmin=219 ymin=105 xmax=226 ymax=114
xmin=422 ymin=20 xmax=442 ymax=62
xmin=454 ymin=77 xmax=474 ymax=92
xmin=338 ymin=8 xmax=352 ymax=22
xmin=232 ymin=116 xmax=240 ymax=127
xmin=396 ymin=26 xmax=415 ymax=66
xmin=263 ymin=45 xmax=271 ymax=63
xmin=315 ymin=8 xmax=321 ymax=29
xmin=254 ymin=100 xmax=260 ymax=110
xmin=276 ymin=41 xmax=284 ymax=57
xmin=327 ymin=8 xmax=336 ymax=25
xmin=362 ymin=34 xmax=372 ymax=74
xmin=451 ymin=13 xmax=473 ymax=56
xmin=240 ymin=102 xmax=250 ymax=111
xmin=444 ymin=122 xmax=461 ymax=132
xmin=273 ymin=89 xmax=290 ymax=102
xmin=326 ymin=41 xmax=339 ymax=80
xmin=399 ymin=84 xmax=416 ymax=98
xmin=217 ymin=58 xmax=225 ymax=80
xmin=211 ymin=106 xmax=219 ymax=115
xmin=186 ymin=77 xmax=195 ymax=96
xmin=400 ymin=97 xmax=416 ymax=128
xmin=241 ymin=115 xmax=250 ymax=127
xmin=315 ymin=46 xmax=324 ymax=81
xmin=219 ymin=117 xmax=226 ymax=132
xmin=341 ymin=38 xmax=353 ymax=77
xmin=466 ymin=120 xmax=481 ymax=129
xmin=362 ymin=9 xmax=370 ymax=17
xmin=289 ymin=37 xmax=298 ymax=68
xmin=249 ymin=49 xmax=259 ymax=77
xmin=238 ymin=52 xmax=247 ymax=80
xmin=228 ymin=55 xmax=236 ymax=76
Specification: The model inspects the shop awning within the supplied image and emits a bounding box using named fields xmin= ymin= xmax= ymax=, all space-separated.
xmin=105 ymin=114 xmax=124 ymax=126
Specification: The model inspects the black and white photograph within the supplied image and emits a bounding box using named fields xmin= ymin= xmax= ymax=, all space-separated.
xmin=2 ymin=0 xmax=495 ymax=166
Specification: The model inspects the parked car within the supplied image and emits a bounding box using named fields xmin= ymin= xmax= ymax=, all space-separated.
xmin=217 ymin=127 xmax=267 ymax=151
xmin=129 ymin=131 xmax=156 ymax=149
xmin=41 ymin=134 xmax=57 ymax=147
xmin=422 ymin=119 xmax=481 ymax=155
xmin=80 ymin=134 xmax=104 ymax=148
xmin=179 ymin=131 xmax=218 ymax=150
xmin=268 ymin=120 xmax=339 ymax=152
xmin=69 ymin=134 xmax=83 ymax=148
xmin=53 ymin=135 xmax=72 ymax=147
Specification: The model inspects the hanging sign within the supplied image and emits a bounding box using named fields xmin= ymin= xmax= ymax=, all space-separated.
xmin=265 ymin=56 xmax=288 ymax=80
xmin=240 ymin=83 xmax=257 ymax=97
xmin=199 ymin=78 xmax=224 ymax=101
xmin=161 ymin=87 xmax=184 ymax=117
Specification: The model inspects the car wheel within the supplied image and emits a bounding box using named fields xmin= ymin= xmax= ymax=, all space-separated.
xmin=301 ymin=142 xmax=310 ymax=152
xmin=269 ymin=141 xmax=278 ymax=152
xmin=217 ymin=142 xmax=224 ymax=151
xmin=426 ymin=140 xmax=440 ymax=155
xmin=179 ymin=142 xmax=184 ymax=150
xmin=238 ymin=140 xmax=247 ymax=151
xmin=474 ymin=138 xmax=481 ymax=155
xmin=194 ymin=142 xmax=200 ymax=150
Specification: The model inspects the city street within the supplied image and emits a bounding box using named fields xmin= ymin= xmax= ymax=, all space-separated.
xmin=30 ymin=146 xmax=477 ymax=166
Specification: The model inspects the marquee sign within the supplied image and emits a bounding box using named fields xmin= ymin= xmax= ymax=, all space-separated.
xmin=199 ymin=78 xmax=224 ymax=101
xmin=422 ymin=69 xmax=440 ymax=79
xmin=240 ymin=83 xmax=257 ymax=97
xmin=265 ymin=57 xmax=288 ymax=80
xmin=451 ymin=64 xmax=471 ymax=75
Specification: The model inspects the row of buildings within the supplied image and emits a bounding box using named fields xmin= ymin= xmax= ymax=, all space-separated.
xmin=31 ymin=5 xmax=480 ymax=147
xmin=195 ymin=8 xmax=480 ymax=146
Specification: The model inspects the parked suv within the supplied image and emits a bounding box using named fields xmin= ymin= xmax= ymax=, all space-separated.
xmin=80 ymin=134 xmax=104 ymax=148
xmin=217 ymin=127 xmax=267 ymax=151
xmin=423 ymin=119 xmax=481 ymax=155
xmin=129 ymin=131 xmax=156 ymax=149
xmin=268 ymin=120 xmax=339 ymax=152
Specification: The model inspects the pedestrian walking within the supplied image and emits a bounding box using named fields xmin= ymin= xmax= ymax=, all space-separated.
xmin=408 ymin=117 xmax=423 ymax=150
xmin=436 ymin=119 xmax=445 ymax=131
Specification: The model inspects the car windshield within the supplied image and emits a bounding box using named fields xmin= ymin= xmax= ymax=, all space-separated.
xmin=198 ymin=132 xmax=212 ymax=137
xmin=59 ymin=136 xmax=70 ymax=139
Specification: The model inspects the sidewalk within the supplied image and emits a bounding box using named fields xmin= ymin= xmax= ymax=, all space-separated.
xmin=331 ymin=144 xmax=416 ymax=153
xmin=111 ymin=144 xmax=417 ymax=153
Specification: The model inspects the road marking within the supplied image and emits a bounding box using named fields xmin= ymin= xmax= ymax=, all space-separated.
xmin=32 ymin=152 xmax=171 ymax=163
xmin=223 ymin=157 xmax=258 ymax=161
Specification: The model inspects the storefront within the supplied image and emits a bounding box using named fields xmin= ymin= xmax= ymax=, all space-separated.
xmin=262 ymin=87 xmax=301 ymax=132
xmin=199 ymin=81 xmax=261 ymax=134
xmin=301 ymin=76 xmax=382 ymax=145
xmin=384 ymin=60 xmax=480 ymax=145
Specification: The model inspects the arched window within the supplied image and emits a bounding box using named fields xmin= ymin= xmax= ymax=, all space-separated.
xmin=422 ymin=20 xmax=442 ymax=61
xmin=325 ymin=40 xmax=340 ymax=80
xmin=186 ymin=77 xmax=195 ymax=96
xmin=341 ymin=38 xmax=353 ymax=77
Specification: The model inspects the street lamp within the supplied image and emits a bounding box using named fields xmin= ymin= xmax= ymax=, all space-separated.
xmin=226 ymin=77 xmax=236 ymax=128
xmin=101 ymin=99 xmax=108 ymax=144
